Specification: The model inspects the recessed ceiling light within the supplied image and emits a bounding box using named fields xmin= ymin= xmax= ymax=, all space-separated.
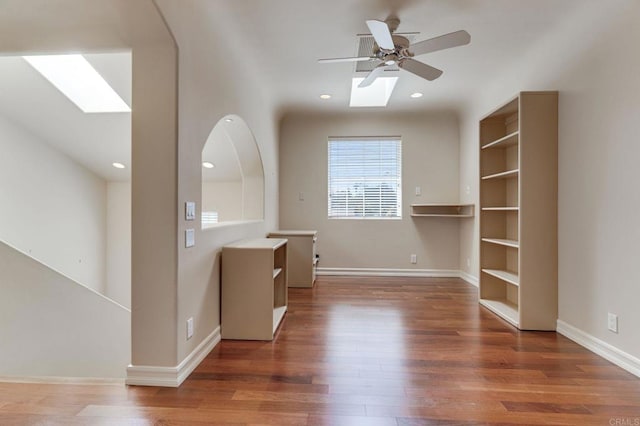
xmin=410 ymin=92 xmax=424 ymax=98
xmin=202 ymin=162 xmax=215 ymax=169
xmin=320 ymin=94 xmax=332 ymax=100
xmin=23 ymin=54 xmax=131 ymax=113
xmin=112 ymin=162 xmax=126 ymax=169
xmin=224 ymin=118 xmax=233 ymax=122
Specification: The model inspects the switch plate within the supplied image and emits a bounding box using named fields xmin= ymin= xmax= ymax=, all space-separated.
xmin=607 ymin=313 xmax=618 ymax=333
xmin=415 ymin=186 xmax=421 ymax=196
xmin=187 ymin=317 xmax=194 ymax=339
xmin=185 ymin=202 xmax=196 ymax=221
xmin=298 ymin=192 xmax=305 ymax=201
xmin=185 ymin=229 xmax=195 ymax=248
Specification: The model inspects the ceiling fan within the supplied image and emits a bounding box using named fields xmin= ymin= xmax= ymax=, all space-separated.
xmin=318 ymin=16 xmax=470 ymax=88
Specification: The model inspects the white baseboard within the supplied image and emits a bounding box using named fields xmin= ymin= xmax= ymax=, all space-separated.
xmin=317 ymin=267 xmax=472 ymax=280
xmin=0 ymin=376 xmax=124 ymax=385
xmin=458 ymin=271 xmax=479 ymax=287
xmin=556 ymin=320 xmax=640 ymax=378
xmin=126 ymin=326 xmax=220 ymax=387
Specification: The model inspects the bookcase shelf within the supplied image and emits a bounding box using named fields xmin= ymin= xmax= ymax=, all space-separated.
xmin=479 ymin=91 xmax=558 ymax=331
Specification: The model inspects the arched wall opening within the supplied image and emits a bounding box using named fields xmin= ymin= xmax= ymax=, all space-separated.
xmin=201 ymin=114 xmax=264 ymax=228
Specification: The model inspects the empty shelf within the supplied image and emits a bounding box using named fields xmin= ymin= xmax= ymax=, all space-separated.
xmin=482 ymin=238 xmax=519 ymax=248
xmin=482 ymin=268 xmax=520 ymax=286
xmin=481 ymin=131 xmax=519 ymax=150
xmin=479 ymin=298 xmax=519 ymax=327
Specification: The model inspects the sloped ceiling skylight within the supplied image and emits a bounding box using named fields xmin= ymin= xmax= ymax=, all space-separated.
xmin=349 ymin=76 xmax=398 ymax=107
xmin=23 ymin=54 xmax=131 ymax=113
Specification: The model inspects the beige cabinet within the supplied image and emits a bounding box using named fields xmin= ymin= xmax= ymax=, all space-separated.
xmin=479 ymin=91 xmax=558 ymax=330
xmin=268 ymin=230 xmax=317 ymax=288
xmin=221 ymin=238 xmax=288 ymax=340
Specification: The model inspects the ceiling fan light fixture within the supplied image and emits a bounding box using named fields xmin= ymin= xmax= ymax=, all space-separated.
xmin=410 ymin=92 xmax=423 ymax=98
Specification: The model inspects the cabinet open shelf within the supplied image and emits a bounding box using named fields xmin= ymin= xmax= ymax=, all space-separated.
xmin=273 ymin=306 xmax=287 ymax=333
xmin=479 ymin=298 xmax=519 ymax=326
xmin=482 ymin=207 xmax=519 ymax=211
xmin=410 ymin=204 xmax=474 ymax=218
xmin=273 ymin=268 xmax=282 ymax=279
xmin=482 ymin=238 xmax=519 ymax=248
xmin=481 ymin=131 xmax=519 ymax=150
xmin=482 ymin=268 xmax=519 ymax=286
xmin=482 ymin=169 xmax=519 ymax=180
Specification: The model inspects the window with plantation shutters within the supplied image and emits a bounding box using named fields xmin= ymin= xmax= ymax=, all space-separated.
xmin=328 ymin=137 xmax=402 ymax=219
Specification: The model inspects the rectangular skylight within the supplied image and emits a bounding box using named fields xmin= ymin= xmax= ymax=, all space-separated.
xmin=23 ymin=54 xmax=131 ymax=113
xmin=349 ymin=76 xmax=399 ymax=107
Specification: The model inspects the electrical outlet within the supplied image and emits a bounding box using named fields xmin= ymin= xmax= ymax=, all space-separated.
xmin=410 ymin=254 xmax=417 ymax=264
xmin=187 ymin=317 xmax=194 ymax=339
xmin=466 ymin=258 xmax=471 ymax=268
xmin=607 ymin=313 xmax=618 ymax=333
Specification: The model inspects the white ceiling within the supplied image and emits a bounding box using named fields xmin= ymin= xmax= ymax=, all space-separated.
xmin=0 ymin=0 xmax=605 ymax=182
xmin=0 ymin=53 xmax=131 ymax=182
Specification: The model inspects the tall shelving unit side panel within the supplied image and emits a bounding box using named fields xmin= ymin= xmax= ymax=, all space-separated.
xmin=518 ymin=92 xmax=558 ymax=330
xmin=221 ymin=247 xmax=274 ymax=340
xmin=479 ymin=97 xmax=521 ymax=327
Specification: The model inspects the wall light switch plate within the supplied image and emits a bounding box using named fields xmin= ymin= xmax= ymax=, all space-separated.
xmin=415 ymin=186 xmax=421 ymax=196
xmin=185 ymin=202 xmax=196 ymax=221
xmin=185 ymin=229 xmax=195 ymax=248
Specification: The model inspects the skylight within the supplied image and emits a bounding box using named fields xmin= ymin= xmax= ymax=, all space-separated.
xmin=349 ymin=76 xmax=398 ymax=108
xmin=23 ymin=54 xmax=131 ymax=113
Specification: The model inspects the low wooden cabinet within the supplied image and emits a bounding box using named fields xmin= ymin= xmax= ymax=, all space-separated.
xmin=268 ymin=230 xmax=317 ymax=288
xmin=221 ymin=238 xmax=288 ymax=340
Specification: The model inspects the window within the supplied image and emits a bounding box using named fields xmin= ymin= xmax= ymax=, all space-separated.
xmin=328 ymin=137 xmax=402 ymax=219
xmin=201 ymin=211 xmax=219 ymax=226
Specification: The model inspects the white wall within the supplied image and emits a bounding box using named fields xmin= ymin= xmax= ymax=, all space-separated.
xmin=280 ymin=112 xmax=461 ymax=271
xmin=459 ymin=1 xmax=640 ymax=360
xmin=106 ymin=182 xmax=131 ymax=308
xmin=0 ymin=114 xmax=107 ymax=293
xmin=202 ymin=181 xmax=242 ymax=223
xmin=154 ymin=1 xmax=280 ymax=366
xmin=0 ymin=240 xmax=130 ymax=378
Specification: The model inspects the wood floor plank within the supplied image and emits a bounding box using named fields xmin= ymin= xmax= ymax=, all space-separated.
xmin=1 ymin=276 xmax=639 ymax=425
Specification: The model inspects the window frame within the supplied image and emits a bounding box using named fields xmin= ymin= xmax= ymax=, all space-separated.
xmin=327 ymin=136 xmax=402 ymax=220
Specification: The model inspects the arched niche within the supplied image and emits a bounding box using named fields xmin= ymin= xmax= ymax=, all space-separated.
xmin=201 ymin=114 xmax=264 ymax=228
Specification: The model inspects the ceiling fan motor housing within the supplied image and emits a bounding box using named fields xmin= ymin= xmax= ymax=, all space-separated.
xmin=375 ymin=35 xmax=412 ymax=63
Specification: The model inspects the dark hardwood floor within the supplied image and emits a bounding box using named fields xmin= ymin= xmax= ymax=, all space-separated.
xmin=1 ymin=276 xmax=639 ymax=425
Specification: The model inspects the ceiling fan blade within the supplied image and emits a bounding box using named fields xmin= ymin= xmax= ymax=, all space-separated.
xmin=399 ymin=58 xmax=443 ymax=81
xmin=410 ymin=30 xmax=471 ymax=56
xmin=358 ymin=63 xmax=389 ymax=88
xmin=366 ymin=19 xmax=395 ymax=50
xmin=318 ymin=56 xmax=376 ymax=64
